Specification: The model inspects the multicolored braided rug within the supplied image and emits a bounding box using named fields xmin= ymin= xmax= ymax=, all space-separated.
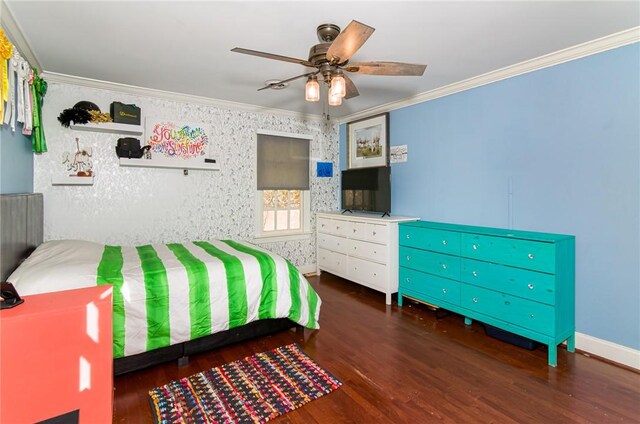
xmin=149 ymin=343 xmax=342 ymax=423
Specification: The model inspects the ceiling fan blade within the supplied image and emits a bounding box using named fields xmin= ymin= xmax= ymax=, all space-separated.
xmin=344 ymin=61 xmax=427 ymax=76
xmin=257 ymin=71 xmax=320 ymax=91
xmin=231 ymin=47 xmax=314 ymax=68
xmin=344 ymin=74 xmax=359 ymax=99
xmin=326 ymin=20 xmax=375 ymax=64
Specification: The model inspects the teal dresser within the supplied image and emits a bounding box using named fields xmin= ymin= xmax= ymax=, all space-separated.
xmin=398 ymin=221 xmax=575 ymax=366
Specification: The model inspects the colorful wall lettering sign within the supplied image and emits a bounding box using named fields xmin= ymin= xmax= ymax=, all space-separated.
xmin=145 ymin=118 xmax=210 ymax=161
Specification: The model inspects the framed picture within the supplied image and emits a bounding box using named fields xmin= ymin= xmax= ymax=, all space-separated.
xmin=347 ymin=112 xmax=389 ymax=169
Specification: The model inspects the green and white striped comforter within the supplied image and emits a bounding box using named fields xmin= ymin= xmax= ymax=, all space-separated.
xmin=8 ymin=239 xmax=321 ymax=358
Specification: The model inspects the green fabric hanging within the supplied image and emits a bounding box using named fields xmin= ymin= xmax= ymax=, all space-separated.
xmin=31 ymin=70 xmax=47 ymax=153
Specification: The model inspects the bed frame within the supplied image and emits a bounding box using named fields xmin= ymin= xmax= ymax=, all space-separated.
xmin=0 ymin=193 xmax=299 ymax=375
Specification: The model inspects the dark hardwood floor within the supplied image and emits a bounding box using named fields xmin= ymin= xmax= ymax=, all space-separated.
xmin=114 ymin=273 xmax=640 ymax=423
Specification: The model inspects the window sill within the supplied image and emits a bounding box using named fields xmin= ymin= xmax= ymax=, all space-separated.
xmin=253 ymin=231 xmax=312 ymax=244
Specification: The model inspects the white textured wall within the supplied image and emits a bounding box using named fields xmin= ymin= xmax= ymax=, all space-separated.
xmin=35 ymin=82 xmax=340 ymax=266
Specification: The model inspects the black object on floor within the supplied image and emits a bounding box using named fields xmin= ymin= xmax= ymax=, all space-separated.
xmin=484 ymin=324 xmax=542 ymax=350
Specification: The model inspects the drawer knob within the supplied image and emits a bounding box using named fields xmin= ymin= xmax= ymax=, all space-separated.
xmin=441 ymin=263 xmax=447 ymax=270
xmin=528 ymin=283 xmax=534 ymax=289
xmin=442 ymin=240 xmax=447 ymax=245
xmin=442 ymin=288 xmax=447 ymax=294
xmin=353 ymin=228 xmax=357 ymax=233
xmin=373 ymin=231 xmax=377 ymax=236
xmin=472 ymin=244 xmax=478 ymax=250
xmin=354 ymin=246 xmax=357 ymax=250
xmin=530 ymin=314 xmax=535 ymax=319
xmin=337 ymin=226 xmax=340 ymax=230
xmin=373 ymin=273 xmax=377 ymax=277
xmin=406 ymin=278 xmax=411 ymax=283
xmin=406 ymin=234 xmax=411 ymax=239
xmin=374 ymin=250 xmax=377 ymax=254
xmin=528 ymin=253 xmax=534 ymax=259
xmin=406 ymin=256 xmax=411 ymax=261
xmin=504 ymin=301 xmax=511 ymax=306
xmin=472 ymin=271 xmax=478 ymax=277
xmin=472 ymin=297 xmax=478 ymax=303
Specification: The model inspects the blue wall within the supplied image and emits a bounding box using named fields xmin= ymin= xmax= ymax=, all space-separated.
xmin=0 ymin=124 xmax=34 ymax=194
xmin=340 ymin=43 xmax=640 ymax=350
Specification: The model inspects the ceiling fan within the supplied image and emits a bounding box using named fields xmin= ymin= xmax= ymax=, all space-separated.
xmin=231 ymin=20 xmax=427 ymax=106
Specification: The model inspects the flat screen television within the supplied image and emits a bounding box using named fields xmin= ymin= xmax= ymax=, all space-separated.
xmin=341 ymin=166 xmax=391 ymax=216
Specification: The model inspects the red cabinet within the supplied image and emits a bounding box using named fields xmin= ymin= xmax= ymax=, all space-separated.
xmin=0 ymin=286 xmax=113 ymax=423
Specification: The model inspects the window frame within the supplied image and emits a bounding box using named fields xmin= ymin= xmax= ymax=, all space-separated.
xmin=254 ymin=130 xmax=312 ymax=242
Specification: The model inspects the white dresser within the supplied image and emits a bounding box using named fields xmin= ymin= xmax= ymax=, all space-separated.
xmin=316 ymin=211 xmax=419 ymax=304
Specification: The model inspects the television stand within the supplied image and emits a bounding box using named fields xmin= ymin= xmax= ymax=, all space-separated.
xmin=341 ymin=209 xmax=353 ymax=214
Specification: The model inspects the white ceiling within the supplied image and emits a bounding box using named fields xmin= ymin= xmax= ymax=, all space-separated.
xmin=5 ymin=1 xmax=640 ymax=118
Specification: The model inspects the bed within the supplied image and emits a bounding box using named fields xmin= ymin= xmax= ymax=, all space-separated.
xmin=1 ymin=193 xmax=320 ymax=375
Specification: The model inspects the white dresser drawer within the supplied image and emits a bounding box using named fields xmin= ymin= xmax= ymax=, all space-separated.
xmin=318 ymin=233 xmax=348 ymax=254
xmin=349 ymin=221 xmax=368 ymax=241
xmin=333 ymin=220 xmax=350 ymax=237
xmin=347 ymin=256 xmax=387 ymax=291
xmin=318 ymin=248 xmax=347 ymax=275
xmin=349 ymin=239 xmax=388 ymax=264
xmin=317 ymin=217 xmax=332 ymax=234
xmin=317 ymin=247 xmax=333 ymax=268
xmin=367 ymin=223 xmax=389 ymax=244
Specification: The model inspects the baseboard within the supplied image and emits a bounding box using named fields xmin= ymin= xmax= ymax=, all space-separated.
xmin=298 ymin=263 xmax=317 ymax=276
xmin=575 ymin=332 xmax=640 ymax=370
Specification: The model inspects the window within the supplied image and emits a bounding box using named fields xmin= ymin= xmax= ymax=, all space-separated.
xmin=256 ymin=131 xmax=311 ymax=240
xmin=262 ymin=190 xmax=301 ymax=232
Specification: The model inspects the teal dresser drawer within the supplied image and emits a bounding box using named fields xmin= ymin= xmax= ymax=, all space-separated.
xmin=461 ymin=259 xmax=556 ymax=306
xmin=400 ymin=267 xmax=461 ymax=306
xmin=400 ymin=246 xmax=460 ymax=280
xmin=400 ymin=225 xmax=461 ymax=255
xmin=461 ymin=233 xmax=555 ymax=273
xmin=460 ymin=285 xmax=555 ymax=336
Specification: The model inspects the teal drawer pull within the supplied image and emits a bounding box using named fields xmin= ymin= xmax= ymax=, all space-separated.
xmin=441 ymin=263 xmax=447 ymax=270
xmin=472 ymin=297 xmax=478 ymax=303
xmin=442 ymin=288 xmax=447 ymax=294
xmin=473 ymin=244 xmax=478 ymax=250
xmin=406 ymin=234 xmax=411 ymax=239
xmin=528 ymin=253 xmax=534 ymax=259
xmin=530 ymin=314 xmax=535 ymax=318
xmin=442 ymin=240 xmax=447 ymax=245
xmin=528 ymin=283 xmax=534 ymax=289
xmin=406 ymin=277 xmax=411 ymax=283
xmin=472 ymin=271 xmax=478 ymax=277
xmin=505 ymin=301 xmax=511 ymax=306
xmin=406 ymin=255 xmax=411 ymax=261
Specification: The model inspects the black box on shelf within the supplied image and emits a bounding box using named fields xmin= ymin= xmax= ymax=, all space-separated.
xmin=484 ymin=324 xmax=542 ymax=350
xmin=110 ymin=102 xmax=141 ymax=125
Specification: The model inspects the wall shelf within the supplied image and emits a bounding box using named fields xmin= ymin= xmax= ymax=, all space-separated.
xmin=51 ymin=176 xmax=94 ymax=186
xmin=119 ymin=158 xmax=220 ymax=171
xmin=70 ymin=122 xmax=143 ymax=135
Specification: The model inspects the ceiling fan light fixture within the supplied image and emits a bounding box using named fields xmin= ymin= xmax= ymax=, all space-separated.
xmin=328 ymin=88 xmax=342 ymax=106
xmin=330 ymin=70 xmax=346 ymax=98
xmin=305 ymin=75 xmax=320 ymax=102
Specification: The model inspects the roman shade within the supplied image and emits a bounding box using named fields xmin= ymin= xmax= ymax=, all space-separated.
xmin=257 ymin=133 xmax=310 ymax=190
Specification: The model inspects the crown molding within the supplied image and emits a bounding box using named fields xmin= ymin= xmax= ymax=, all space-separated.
xmin=339 ymin=26 xmax=640 ymax=124
xmin=41 ymin=71 xmax=328 ymax=123
xmin=1 ymin=1 xmax=43 ymax=71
